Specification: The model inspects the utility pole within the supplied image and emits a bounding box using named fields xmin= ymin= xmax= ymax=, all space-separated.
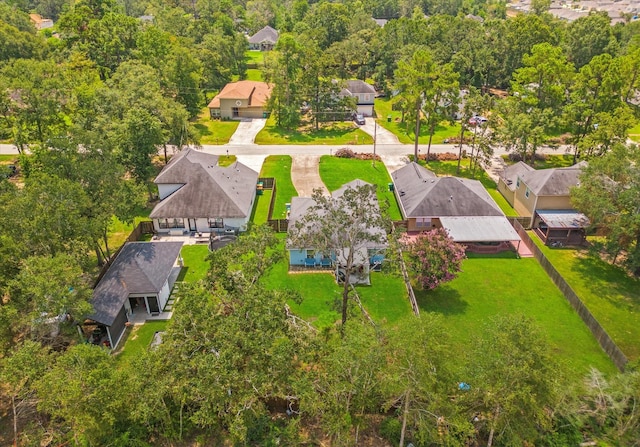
xmin=372 ymin=120 xmax=377 ymax=167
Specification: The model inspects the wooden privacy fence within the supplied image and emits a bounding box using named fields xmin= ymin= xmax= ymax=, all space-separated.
xmin=512 ymin=220 xmax=628 ymax=371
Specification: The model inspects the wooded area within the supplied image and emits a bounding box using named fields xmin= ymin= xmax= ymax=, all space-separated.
xmin=1 ymin=0 xmax=640 ymax=444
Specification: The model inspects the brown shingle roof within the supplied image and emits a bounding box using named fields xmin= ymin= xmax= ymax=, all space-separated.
xmin=150 ymin=148 xmax=258 ymax=219
xmin=207 ymin=81 xmax=272 ymax=109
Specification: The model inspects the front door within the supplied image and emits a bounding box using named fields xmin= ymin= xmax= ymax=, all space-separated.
xmin=189 ymin=218 xmax=197 ymax=231
xmin=147 ymin=296 xmax=160 ymax=314
xmin=232 ymin=107 xmax=239 ymax=117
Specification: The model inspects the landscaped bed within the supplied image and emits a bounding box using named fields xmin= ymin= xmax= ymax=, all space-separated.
xmin=530 ymin=234 xmax=640 ymax=361
xmin=417 ymin=256 xmax=617 ymax=379
xmin=318 ymin=156 xmax=403 ymax=220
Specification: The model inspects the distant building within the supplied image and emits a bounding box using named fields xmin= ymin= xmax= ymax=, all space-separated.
xmin=207 ymin=80 xmax=272 ymax=119
xmin=29 ymin=13 xmax=53 ymax=30
xmin=339 ymin=80 xmax=377 ymax=117
xmin=248 ymin=25 xmax=279 ymax=51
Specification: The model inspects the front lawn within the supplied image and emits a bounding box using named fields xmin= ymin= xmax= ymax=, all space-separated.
xmin=374 ymin=97 xmax=461 ymax=144
xmin=178 ymin=244 xmax=211 ymax=283
xmin=530 ymin=235 xmax=640 ymax=361
xmin=0 ymin=154 xmax=17 ymax=163
xmin=116 ymin=320 xmax=168 ymax=365
xmin=417 ymin=159 xmax=518 ymax=217
xmin=192 ymin=107 xmax=240 ymax=144
xmin=255 ymin=115 xmax=373 ymax=145
xmin=259 ymin=155 xmax=297 ymax=219
xmin=501 ymin=154 xmax=576 ymax=169
xmin=417 ymin=257 xmax=616 ymax=380
xmin=318 ymin=156 xmax=402 ymax=220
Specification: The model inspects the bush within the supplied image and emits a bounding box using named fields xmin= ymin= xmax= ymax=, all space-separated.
xmin=333 ymin=148 xmax=381 ymax=161
xmin=437 ymin=152 xmax=459 ymax=161
xmin=379 ymin=417 xmax=401 ymax=444
xmin=335 ymin=148 xmax=355 ymax=158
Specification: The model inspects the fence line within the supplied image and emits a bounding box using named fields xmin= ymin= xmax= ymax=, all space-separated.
xmin=512 ymin=220 xmax=628 ymax=371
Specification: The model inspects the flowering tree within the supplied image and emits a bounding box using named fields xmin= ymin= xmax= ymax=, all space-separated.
xmin=404 ymin=228 xmax=466 ymax=290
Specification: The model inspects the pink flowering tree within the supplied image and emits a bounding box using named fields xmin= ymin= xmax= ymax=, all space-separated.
xmin=404 ymin=228 xmax=466 ymax=290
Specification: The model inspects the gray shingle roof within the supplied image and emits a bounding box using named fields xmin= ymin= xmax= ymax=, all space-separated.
xmin=520 ymin=162 xmax=585 ymax=196
xmin=392 ymin=162 xmax=503 ymax=218
xmin=150 ymin=148 xmax=258 ymax=219
xmin=500 ymin=161 xmax=534 ymax=191
xmin=342 ymin=80 xmax=377 ymax=95
xmin=248 ymin=25 xmax=279 ymax=44
xmin=90 ymin=242 xmax=183 ymax=326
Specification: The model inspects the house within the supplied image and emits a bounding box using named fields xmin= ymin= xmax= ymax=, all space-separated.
xmin=207 ymin=80 xmax=272 ymax=119
xmin=287 ymin=180 xmax=387 ymax=284
xmin=29 ymin=13 xmax=53 ymax=30
xmin=340 ymin=80 xmax=377 ymax=117
xmin=498 ymin=161 xmax=589 ymax=244
xmin=88 ymin=241 xmax=183 ymax=349
xmin=150 ymin=148 xmax=258 ymax=234
xmin=392 ymin=162 xmax=520 ymax=253
xmin=248 ymin=25 xmax=279 ymax=50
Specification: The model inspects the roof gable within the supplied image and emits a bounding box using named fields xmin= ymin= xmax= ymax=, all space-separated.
xmin=90 ymin=242 xmax=183 ymax=326
xmin=150 ymin=148 xmax=258 ymax=219
xmin=207 ymin=81 xmax=272 ymax=108
xmin=341 ymin=80 xmax=377 ymax=96
xmin=248 ymin=25 xmax=279 ymax=44
xmin=520 ymin=163 xmax=584 ymax=196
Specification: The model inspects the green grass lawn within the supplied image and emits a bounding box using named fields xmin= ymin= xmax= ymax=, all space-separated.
xmin=217 ymin=155 xmax=237 ymax=167
xmin=250 ymin=189 xmax=272 ymax=224
xmin=255 ymin=115 xmax=373 ymax=145
xmin=417 ymin=257 xmax=616 ymax=380
xmin=192 ymin=107 xmax=240 ymax=145
xmin=374 ymin=97 xmax=461 ymax=144
xmin=259 ymin=155 xmax=297 ymax=219
xmin=106 ymin=204 xmax=153 ymax=254
xmin=0 ymin=154 xmax=17 ymax=163
xmin=628 ymin=121 xmax=640 ymax=142
xmin=418 ymin=159 xmax=518 ymax=217
xmin=178 ymin=245 xmax=211 ymax=283
xmin=262 ymin=242 xmax=409 ymax=328
xmin=245 ymin=50 xmax=264 ymax=66
xmin=116 ymin=320 xmax=168 ymax=364
xmin=318 ymin=156 xmax=403 ymax=220
xmin=244 ymin=69 xmax=263 ymax=81
xmin=529 ymin=234 xmax=640 ymax=361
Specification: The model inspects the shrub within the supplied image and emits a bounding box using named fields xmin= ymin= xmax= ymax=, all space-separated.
xmin=335 ymin=148 xmax=355 ymax=158
xmin=379 ymin=417 xmax=401 ymax=444
xmin=437 ymin=152 xmax=459 ymax=161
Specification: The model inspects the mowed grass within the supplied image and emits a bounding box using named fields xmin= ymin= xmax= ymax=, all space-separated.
xmin=106 ymin=204 xmax=153 ymax=253
xmin=255 ymin=115 xmax=373 ymax=145
xmin=0 ymin=154 xmax=17 ymax=163
xmin=259 ymin=155 xmax=297 ymax=219
xmin=374 ymin=97 xmax=461 ymax=144
xmin=244 ymin=69 xmax=263 ymax=81
xmin=418 ymin=159 xmax=518 ymax=217
xmin=251 ymin=188 xmax=272 ymax=224
xmin=530 ymin=234 xmax=640 ymax=361
xmin=262 ymin=242 xmax=409 ymax=328
xmin=116 ymin=320 xmax=168 ymax=365
xmin=217 ymin=155 xmax=237 ymax=166
xmin=245 ymin=50 xmax=264 ymax=66
xmin=178 ymin=245 xmax=211 ymax=283
xmin=417 ymin=257 xmax=616 ymax=379
xmin=628 ymin=121 xmax=640 ymax=142
xmin=193 ymin=107 xmax=240 ymax=144
xmin=501 ymin=154 xmax=576 ymax=169
xmin=318 ymin=156 xmax=403 ymax=220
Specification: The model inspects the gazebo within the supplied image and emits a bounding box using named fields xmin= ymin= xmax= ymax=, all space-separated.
xmin=533 ymin=210 xmax=590 ymax=246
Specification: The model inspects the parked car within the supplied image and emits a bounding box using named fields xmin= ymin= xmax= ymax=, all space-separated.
xmin=354 ymin=113 xmax=365 ymax=125
xmin=468 ymin=115 xmax=488 ymax=126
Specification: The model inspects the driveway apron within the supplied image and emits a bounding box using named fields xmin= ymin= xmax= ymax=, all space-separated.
xmin=228 ymin=118 xmax=267 ymax=145
xmin=291 ymin=155 xmax=329 ymax=197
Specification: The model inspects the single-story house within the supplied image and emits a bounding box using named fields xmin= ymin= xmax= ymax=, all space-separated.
xmin=248 ymin=25 xmax=279 ymax=51
xmin=392 ymin=162 xmax=520 ymax=253
xmin=340 ymin=80 xmax=377 ymax=117
xmin=498 ymin=161 xmax=588 ymax=229
xmin=29 ymin=13 xmax=53 ymax=30
xmin=287 ymin=180 xmax=387 ymax=284
xmin=88 ymin=241 xmax=183 ymax=349
xmin=208 ymin=80 xmax=272 ymax=119
xmin=150 ymin=148 xmax=258 ymax=234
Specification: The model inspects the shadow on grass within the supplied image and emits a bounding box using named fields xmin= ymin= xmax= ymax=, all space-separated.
xmin=176 ymin=267 xmax=189 ymax=282
xmin=194 ymin=123 xmax=212 ymax=137
xmin=415 ymin=285 xmax=467 ymax=315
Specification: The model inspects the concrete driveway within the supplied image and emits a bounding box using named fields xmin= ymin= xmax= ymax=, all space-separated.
xmin=359 ymin=118 xmax=400 ymax=144
xmin=228 ymin=118 xmax=267 ymax=145
xmin=291 ymin=155 xmax=329 ymax=197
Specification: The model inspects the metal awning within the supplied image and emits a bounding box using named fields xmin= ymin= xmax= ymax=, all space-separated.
xmin=439 ymin=216 xmax=521 ymax=242
xmin=536 ymin=210 xmax=590 ymax=229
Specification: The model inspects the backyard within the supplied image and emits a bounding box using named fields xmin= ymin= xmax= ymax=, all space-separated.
xmin=530 ymin=235 xmax=640 ymax=361
xmin=318 ymin=156 xmax=403 ymax=220
xmin=258 ymin=155 xmax=298 ymax=219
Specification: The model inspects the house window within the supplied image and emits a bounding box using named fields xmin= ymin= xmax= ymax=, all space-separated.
xmin=158 ymin=218 xmax=185 ymax=229
xmin=525 ymin=188 xmax=530 ymax=198
xmin=208 ymin=218 xmax=224 ymax=228
xmin=306 ymin=250 xmax=316 ymax=258
xmin=416 ymin=218 xmax=432 ymax=228
xmin=516 ymin=178 xmax=520 ymax=188
xmin=364 ymin=94 xmax=370 ymax=101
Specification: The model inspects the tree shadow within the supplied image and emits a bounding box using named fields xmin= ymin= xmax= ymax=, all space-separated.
xmin=415 ymin=285 xmax=468 ymax=315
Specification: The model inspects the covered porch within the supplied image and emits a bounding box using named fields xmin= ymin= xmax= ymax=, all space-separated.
xmin=438 ymin=216 xmax=522 ymax=254
xmin=533 ymin=210 xmax=589 ymax=247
